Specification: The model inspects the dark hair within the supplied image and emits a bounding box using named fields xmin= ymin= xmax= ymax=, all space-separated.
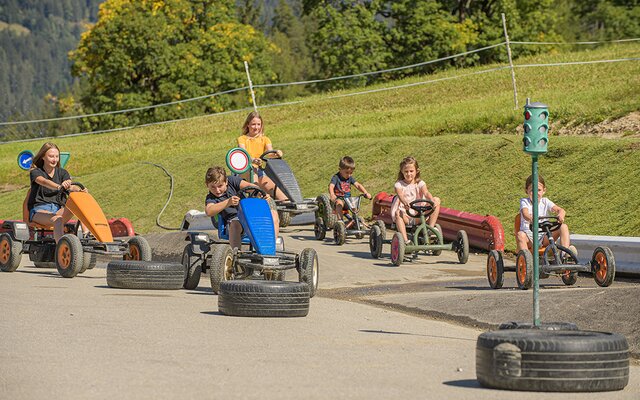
xmin=339 ymin=156 xmax=355 ymax=170
xmin=525 ymin=174 xmax=546 ymax=191
xmin=205 ymin=166 xmax=227 ymax=185
xmin=397 ymin=156 xmax=421 ymax=182
xmin=242 ymin=111 xmax=263 ymax=136
xmin=31 ymin=142 xmax=61 ymax=170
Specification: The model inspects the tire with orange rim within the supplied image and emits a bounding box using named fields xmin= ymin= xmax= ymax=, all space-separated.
xmin=56 ymin=234 xmax=83 ymax=278
xmin=0 ymin=233 xmax=22 ymax=272
xmin=592 ymin=246 xmax=615 ymax=287
xmin=390 ymin=232 xmax=405 ymax=266
xmin=124 ymin=236 xmax=152 ymax=261
xmin=516 ymin=249 xmax=533 ymax=290
xmin=486 ymin=250 xmax=504 ymax=289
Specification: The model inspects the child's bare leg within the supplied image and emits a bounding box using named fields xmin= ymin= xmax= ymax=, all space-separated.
xmin=229 ymin=220 xmax=242 ymax=250
xmin=53 ymin=208 xmax=74 ymax=243
xmin=271 ymin=210 xmax=280 ymax=237
xmin=428 ymin=197 xmax=441 ymax=227
xmin=395 ymin=210 xmax=409 ymax=242
xmin=553 ymin=224 xmax=570 ymax=248
xmin=335 ymin=199 xmax=345 ymax=220
xmin=516 ymin=231 xmax=530 ymax=252
xmin=260 ymin=176 xmax=287 ymax=202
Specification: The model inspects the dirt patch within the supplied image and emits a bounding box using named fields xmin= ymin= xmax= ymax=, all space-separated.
xmin=556 ymin=111 xmax=640 ymax=138
xmin=0 ymin=183 xmax=24 ymax=193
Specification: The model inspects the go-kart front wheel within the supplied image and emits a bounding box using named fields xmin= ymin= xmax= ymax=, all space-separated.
xmin=429 ymin=224 xmax=443 ymax=256
xmin=56 ymin=234 xmax=84 ymax=278
xmin=210 ymin=244 xmax=234 ymax=294
xmin=516 ymin=249 xmax=533 ymax=290
xmin=333 ymin=221 xmax=346 ymax=245
xmin=0 ymin=233 xmax=22 ymax=272
xmin=298 ymin=248 xmax=319 ymax=298
xmin=486 ymin=250 xmax=504 ymax=289
xmin=369 ymin=225 xmax=383 ymax=259
xmin=314 ymin=217 xmax=326 ymax=241
xmin=455 ymin=230 xmax=469 ymax=264
xmin=125 ymin=236 xmax=152 ymax=261
xmin=390 ymin=232 xmax=405 ymax=266
xmin=592 ymin=246 xmax=615 ymax=287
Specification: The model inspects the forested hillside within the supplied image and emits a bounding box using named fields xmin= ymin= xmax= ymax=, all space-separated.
xmin=0 ymin=0 xmax=103 ymax=122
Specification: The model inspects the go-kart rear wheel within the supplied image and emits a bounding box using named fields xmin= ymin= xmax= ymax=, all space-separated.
xmin=278 ymin=210 xmax=292 ymax=228
xmin=455 ymin=230 xmax=469 ymax=264
xmin=516 ymin=249 xmax=533 ymax=290
xmin=298 ymin=248 xmax=319 ymax=298
xmin=369 ymin=225 xmax=383 ymax=259
xmin=0 ymin=233 xmax=22 ymax=272
xmin=56 ymin=234 xmax=84 ymax=278
xmin=314 ymin=217 xmax=326 ymax=240
xmin=218 ymin=280 xmax=310 ymax=317
xmin=182 ymin=245 xmax=202 ymax=290
xmin=390 ymin=232 xmax=405 ymax=266
xmin=592 ymin=246 xmax=615 ymax=287
xmin=316 ymin=193 xmax=336 ymax=228
xmin=210 ymin=244 xmax=234 ymax=294
xmin=125 ymin=236 xmax=152 ymax=261
xmin=487 ymin=250 xmax=504 ymax=289
xmin=333 ymin=220 xmax=346 ymax=245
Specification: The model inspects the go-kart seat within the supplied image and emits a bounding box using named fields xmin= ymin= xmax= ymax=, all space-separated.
xmin=215 ymin=214 xmax=251 ymax=245
xmin=22 ymin=190 xmax=55 ymax=231
xmin=514 ymin=213 xmax=546 ymax=255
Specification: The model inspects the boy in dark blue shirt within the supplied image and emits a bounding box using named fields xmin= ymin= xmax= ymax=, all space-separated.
xmin=328 ymin=156 xmax=371 ymax=218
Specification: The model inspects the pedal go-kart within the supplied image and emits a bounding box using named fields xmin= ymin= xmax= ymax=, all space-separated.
xmin=0 ymin=183 xmax=151 ymax=278
xmin=259 ymin=150 xmax=335 ymax=227
xmin=486 ymin=215 xmax=615 ymax=290
xmin=181 ymin=186 xmax=319 ymax=301
xmin=369 ymin=199 xmax=469 ymax=266
xmin=314 ymin=194 xmax=371 ymax=245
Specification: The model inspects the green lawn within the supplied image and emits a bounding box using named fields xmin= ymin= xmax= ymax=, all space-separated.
xmin=1 ymin=42 xmax=639 ymax=251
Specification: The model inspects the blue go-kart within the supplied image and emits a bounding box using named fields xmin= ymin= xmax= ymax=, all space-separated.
xmin=181 ymin=186 xmax=319 ymax=299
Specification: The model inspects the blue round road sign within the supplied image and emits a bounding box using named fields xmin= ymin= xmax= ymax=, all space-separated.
xmin=17 ymin=150 xmax=34 ymax=170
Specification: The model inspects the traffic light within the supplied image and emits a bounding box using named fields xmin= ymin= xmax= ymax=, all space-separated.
xmin=523 ymin=98 xmax=549 ymax=154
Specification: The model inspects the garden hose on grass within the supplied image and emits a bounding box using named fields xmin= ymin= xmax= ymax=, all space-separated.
xmin=140 ymin=162 xmax=180 ymax=231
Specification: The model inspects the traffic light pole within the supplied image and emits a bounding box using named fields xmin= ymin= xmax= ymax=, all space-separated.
xmin=531 ymin=155 xmax=540 ymax=327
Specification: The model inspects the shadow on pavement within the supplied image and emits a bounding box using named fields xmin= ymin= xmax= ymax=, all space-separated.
xmin=442 ymin=379 xmax=482 ymax=389
xmin=201 ymin=311 xmax=224 ymax=316
xmin=359 ymin=329 xmax=476 ymax=342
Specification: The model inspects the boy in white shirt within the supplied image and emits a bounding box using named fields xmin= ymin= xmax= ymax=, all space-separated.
xmin=516 ymin=175 xmax=570 ymax=252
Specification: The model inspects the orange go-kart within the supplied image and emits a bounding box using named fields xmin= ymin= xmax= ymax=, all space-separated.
xmin=486 ymin=213 xmax=615 ymax=290
xmin=0 ymin=182 xmax=151 ymax=278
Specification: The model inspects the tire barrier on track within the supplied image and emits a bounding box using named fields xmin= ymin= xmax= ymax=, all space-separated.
xmin=372 ymin=192 xmax=505 ymax=251
xmin=107 ymin=261 xmax=185 ymax=289
xmin=570 ymin=234 xmax=640 ymax=277
xmin=218 ymin=280 xmax=310 ymax=317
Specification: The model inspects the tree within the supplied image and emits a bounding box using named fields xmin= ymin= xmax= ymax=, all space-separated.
xmin=306 ymin=0 xmax=390 ymax=89
xmin=70 ymin=0 xmax=277 ymax=130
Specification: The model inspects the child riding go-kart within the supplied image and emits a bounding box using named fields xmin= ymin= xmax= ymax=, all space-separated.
xmin=0 ymin=183 xmax=151 ymax=278
xmin=486 ymin=214 xmax=615 ymax=289
xmin=314 ymin=194 xmax=372 ymax=245
xmin=370 ymin=199 xmax=469 ymax=266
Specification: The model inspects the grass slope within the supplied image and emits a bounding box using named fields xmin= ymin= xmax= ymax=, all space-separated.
xmin=1 ymin=43 xmax=639 ymax=251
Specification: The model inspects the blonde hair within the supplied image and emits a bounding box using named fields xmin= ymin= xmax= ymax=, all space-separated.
xmin=205 ymin=166 xmax=227 ymax=185
xmin=31 ymin=142 xmax=61 ymax=170
xmin=242 ymin=111 xmax=263 ymax=137
xmin=397 ymin=156 xmax=421 ymax=182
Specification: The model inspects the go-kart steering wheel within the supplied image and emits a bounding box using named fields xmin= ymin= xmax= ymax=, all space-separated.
xmin=532 ymin=215 xmax=562 ymax=233
xmin=406 ymin=199 xmax=434 ymax=218
xmin=237 ymin=186 xmax=267 ymax=199
xmin=56 ymin=182 xmax=85 ymax=204
xmin=259 ymin=150 xmax=282 ymax=161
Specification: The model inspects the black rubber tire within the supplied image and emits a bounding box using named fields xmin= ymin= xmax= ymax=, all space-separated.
xmin=297 ymin=247 xmax=319 ymax=298
xmin=316 ymin=193 xmax=336 ymax=228
xmin=209 ymin=244 xmax=234 ymax=294
xmin=333 ymin=220 xmax=346 ymax=245
xmin=125 ymin=236 xmax=152 ymax=261
xmin=456 ymin=230 xmax=469 ymax=264
xmin=560 ymin=244 xmax=579 ymax=286
xmin=0 ymin=233 xmax=22 ymax=272
xmin=430 ymin=224 xmax=442 ymax=256
xmin=218 ymin=280 xmax=310 ymax=317
xmin=476 ymin=329 xmax=629 ymax=392
xmin=314 ymin=217 xmax=326 ymax=240
xmin=487 ymin=250 xmax=504 ymax=289
xmin=390 ymin=232 xmax=405 ymax=266
xmin=278 ymin=210 xmax=292 ymax=228
xmin=182 ymin=245 xmax=202 ymax=290
xmin=107 ymin=260 xmax=185 ymax=289
xmin=374 ymin=220 xmax=386 ymax=240
xmin=56 ymin=234 xmax=84 ymax=278
xmin=516 ymin=249 xmax=533 ymax=290
xmin=499 ymin=321 xmax=578 ymax=331
xmin=369 ymin=225 xmax=383 ymax=259
xmin=592 ymin=246 xmax=615 ymax=287
xmin=79 ymin=251 xmax=97 ymax=274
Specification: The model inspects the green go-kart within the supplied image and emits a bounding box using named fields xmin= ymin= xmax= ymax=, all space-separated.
xmin=369 ymin=199 xmax=469 ymax=266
